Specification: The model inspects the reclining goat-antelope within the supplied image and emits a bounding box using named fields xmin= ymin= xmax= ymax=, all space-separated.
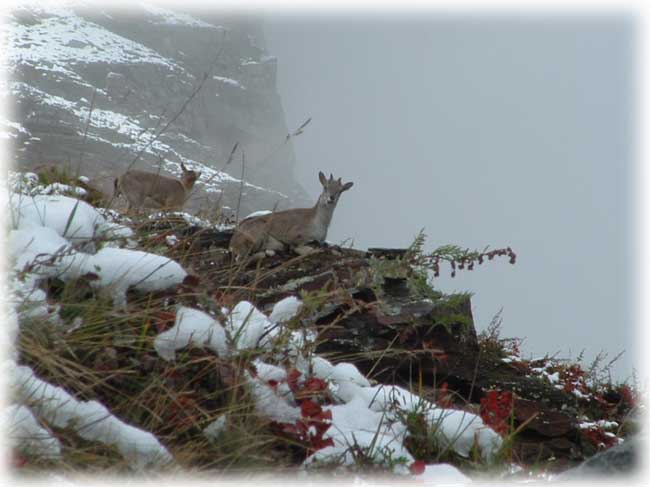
xmin=114 ymin=161 xmax=201 ymax=211
xmin=229 ymin=171 xmax=353 ymax=260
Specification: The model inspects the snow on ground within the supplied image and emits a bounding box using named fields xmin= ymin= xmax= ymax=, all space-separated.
xmin=245 ymin=370 xmax=302 ymax=423
xmin=10 ymin=272 xmax=62 ymax=330
xmin=8 ymin=361 xmax=172 ymax=468
xmin=155 ymin=297 xmax=305 ymax=362
xmin=5 ymin=404 xmax=63 ymax=459
xmin=148 ymin=210 xmax=232 ymax=230
xmin=6 ymin=180 xmax=190 ymax=467
xmin=311 ymin=359 xmax=502 ymax=464
xmin=269 ymin=295 xmax=302 ymax=323
xmin=10 ymin=223 xmax=186 ymax=309
xmin=8 ymin=5 xmax=181 ymax=70
xmin=212 ymin=75 xmax=246 ymax=90
xmin=416 ymin=463 xmax=471 ymax=484
xmin=7 ymin=81 xmax=274 ymax=198
xmin=74 ymin=246 xmax=187 ymax=307
xmin=139 ymin=2 xmax=225 ymax=29
xmin=202 ymin=415 xmax=227 ymax=441
xmin=1 ymin=116 xmax=31 ymax=139
xmin=154 ymin=306 xmax=228 ymax=361
xmin=224 ymin=300 xmax=279 ymax=349
xmin=9 ymin=191 xmax=185 ymax=310
xmin=305 ymin=396 xmax=414 ymax=474
xmin=10 ymin=192 xmax=131 ymax=241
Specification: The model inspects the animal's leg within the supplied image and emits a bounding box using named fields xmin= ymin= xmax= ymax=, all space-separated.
xmin=293 ymin=244 xmax=317 ymax=256
xmin=265 ymin=235 xmax=286 ymax=252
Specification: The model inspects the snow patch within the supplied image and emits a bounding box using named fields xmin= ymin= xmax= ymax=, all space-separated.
xmin=418 ymin=463 xmax=471 ymax=483
xmin=9 ymin=195 xmax=185 ymax=309
xmin=305 ymin=397 xmax=413 ymax=474
xmin=10 ymin=362 xmax=172 ymax=468
xmin=203 ymin=415 xmax=227 ymax=441
xmin=154 ymin=306 xmax=228 ymax=361
xmin=8 ymin=6 xmax=180 ymax=70
xmin=269 ymin=296 xmax=302 ymax=323
xmin=5 ymin=404 xmax=62 ymax=459
xmin=224 ymin=300 xmax=277 ymax=350
xmin=140 ymin=2 xmax=225 ymax=29
xmin=213 ymin=75 xmax=245 ymax=90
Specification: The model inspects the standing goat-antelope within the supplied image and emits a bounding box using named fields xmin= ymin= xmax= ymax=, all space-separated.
xmin=229 ymin=171 xmax=354 ymax=260
xmin=114 ymin=162 xmax=201 ymax=211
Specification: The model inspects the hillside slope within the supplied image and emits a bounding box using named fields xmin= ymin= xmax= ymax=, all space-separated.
xmin=5 ymin=172 xmax=641 ymax=480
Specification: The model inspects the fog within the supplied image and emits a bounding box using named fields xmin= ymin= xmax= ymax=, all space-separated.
xmin=264 ymin=14 xmax=636 ymax=379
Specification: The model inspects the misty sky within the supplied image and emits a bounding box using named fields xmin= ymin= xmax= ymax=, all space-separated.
xmin=264 ymin=14 xmax=636 ymax=380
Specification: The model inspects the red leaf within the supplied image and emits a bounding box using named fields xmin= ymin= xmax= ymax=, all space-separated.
xmin=301 ymin=399 xmax=323 ymax=418
xmin=618 ymin=384 xmax=636 ymax=407
xmin=303 ymin=377 xmax=328 ymax=393
xmin=480 ymin=390 xmax=513 ymax=436
xmin=409 ymin=460 xmax=426 ymax=475
xmin=287 ymin=369 xmax=302 ymax=392
xmin=311 ymin=436 xmax=335 ymax=450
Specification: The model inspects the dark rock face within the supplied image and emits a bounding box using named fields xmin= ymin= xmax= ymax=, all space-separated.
xmin=5 ymin=4 xmax=311 ymax=215
xmin=558 ymin=436 xmax=641 ymax=479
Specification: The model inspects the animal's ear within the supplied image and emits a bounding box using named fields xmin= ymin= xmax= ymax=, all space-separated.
xmin=341 ymin=182 xmax=354 ymax=192
xmin=196 ymin=172 xmax=202 ymax=179
xmin=180 ymin=160 xmax=187 ymax=172
xmin=318 ymin=171 xmax=327 ymax=186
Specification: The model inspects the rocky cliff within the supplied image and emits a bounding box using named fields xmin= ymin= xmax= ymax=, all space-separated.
xmin=4 ymin=2 xmax=311 ymax=216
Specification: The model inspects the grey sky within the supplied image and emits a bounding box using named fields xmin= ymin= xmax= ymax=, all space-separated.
xmin=264 ymin=14 xmax=636 ymax=380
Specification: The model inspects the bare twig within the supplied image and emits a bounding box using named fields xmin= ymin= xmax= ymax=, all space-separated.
xmin=235 ymin=149 xmax=246 ymax=224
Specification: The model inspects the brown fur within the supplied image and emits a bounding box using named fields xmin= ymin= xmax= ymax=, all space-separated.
xmin=114 ymin=163 xmax=201 ymax=211
xmin=229 ymin=171 xmax=353 ymax=260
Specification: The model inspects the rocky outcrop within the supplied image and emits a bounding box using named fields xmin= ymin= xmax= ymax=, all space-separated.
xmin=152 ymin=223 xmax=633 ymax=471
xmin=557 ymin=436 xmax=641 ymax=479
xmin=5 ymin=4 xmax=310 ymax=216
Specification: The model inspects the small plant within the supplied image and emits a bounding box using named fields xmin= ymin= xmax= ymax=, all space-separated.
xmin=406 ymin=230 xmax=517 ymax=279
xmin=480 ymin=390 xmax=514 ymax=436
xmin=268 ymin=368 xmax=334 ymax=457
